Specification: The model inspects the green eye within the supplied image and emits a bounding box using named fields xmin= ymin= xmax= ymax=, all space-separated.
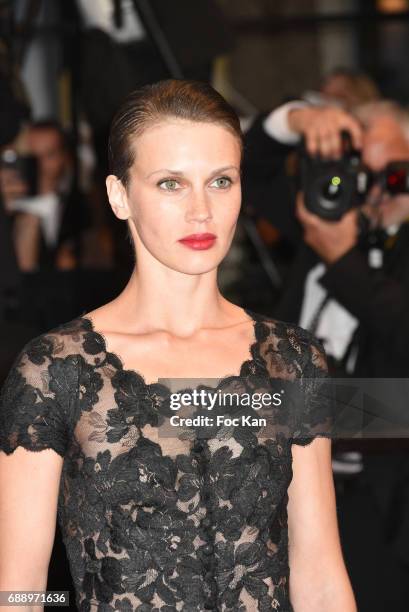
xmin=158 ymin=179 xmax=179 ymax=190
xmin=212 ymin=176 xmax=232 ymax=189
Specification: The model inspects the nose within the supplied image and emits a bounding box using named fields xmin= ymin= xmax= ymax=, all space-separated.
xmin=185 ymin=188 xmax=213 ymax=223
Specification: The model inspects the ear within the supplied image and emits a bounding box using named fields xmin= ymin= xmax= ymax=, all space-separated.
xmin=106 ymin=175 xmax=131 ymax=220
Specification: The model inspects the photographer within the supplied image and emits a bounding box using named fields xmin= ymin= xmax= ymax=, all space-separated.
xmin=0 ymin=120 xmax=90 ymax=271
xmin=242 ymin=100 xmax=409 ymax=611
xmin=268 ymin=101 xmax=409 ymax=379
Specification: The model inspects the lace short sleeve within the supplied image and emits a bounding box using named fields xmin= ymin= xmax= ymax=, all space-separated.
xmin=291 ymin=330 xmax=334 ymax=446
xmin=0 ymin=333 xmax=75 ymax=457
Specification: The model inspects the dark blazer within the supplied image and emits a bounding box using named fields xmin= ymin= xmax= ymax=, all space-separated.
xmin=36 ymin=184 xmax=91 ymax=270
xmin=0 ymin=74 xmax=27 ymax=309
xmin=135 ymin=0 xmax=235 ymax=71
xmin=242 ymin=111 xmax=409 ymax=579
xmin=79 ymin=0 xmax=235 ymax=132
xmin=241 ymin=112 xmax=302 ymax=246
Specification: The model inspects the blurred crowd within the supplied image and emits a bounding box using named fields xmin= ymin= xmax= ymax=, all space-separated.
xmin=1 ymin=2 xmax=409 ymax=610
xmin=0 ymin=0 xmax=234 ymax=335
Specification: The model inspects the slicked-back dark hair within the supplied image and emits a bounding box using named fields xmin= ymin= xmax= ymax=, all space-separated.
xmin=108 ymin=79 xmax=243 ymax=189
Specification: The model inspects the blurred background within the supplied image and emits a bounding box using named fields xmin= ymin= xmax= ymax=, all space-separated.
xmin=1 ymin=1 xmax=409 ymax=610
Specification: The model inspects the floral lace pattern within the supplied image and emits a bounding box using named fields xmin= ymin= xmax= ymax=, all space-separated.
xmin=0 ymin=309 xmax=332 ymax=611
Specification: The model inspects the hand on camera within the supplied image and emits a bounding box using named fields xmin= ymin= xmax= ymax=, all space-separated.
xmin=288 ymin=106 xmax=363 ymax=158
xmin=0 ymin=167 xmax=28 ymax=212
xmin=295 ymin=192 xmax=359 ymax=263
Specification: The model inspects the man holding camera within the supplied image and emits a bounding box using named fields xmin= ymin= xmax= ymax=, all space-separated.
xmin=0 ymin=120 xmax=89 ymax=272
xmin=268 ymin=101 xmax=409 ymax=379
xmin=242 ymin=100 xmax=409 ymax=611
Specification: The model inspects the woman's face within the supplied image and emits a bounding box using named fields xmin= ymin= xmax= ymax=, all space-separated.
xmin=107 ymin=119 xmax=242 ymax=274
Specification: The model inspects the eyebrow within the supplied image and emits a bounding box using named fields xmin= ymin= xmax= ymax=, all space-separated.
xmin=145 ymin=165 xmax=240 ymax=179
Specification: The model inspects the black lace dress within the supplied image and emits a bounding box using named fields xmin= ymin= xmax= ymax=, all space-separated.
xmin=0 ymin=308 xmax=333 ymax=612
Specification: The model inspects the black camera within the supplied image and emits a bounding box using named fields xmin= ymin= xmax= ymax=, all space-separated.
xmin=0 ymin=149 xmax=38 ymax=196
xmin=300 ymin=132 xmax=409 ymax=221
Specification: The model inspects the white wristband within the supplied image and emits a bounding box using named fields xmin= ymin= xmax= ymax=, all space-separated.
xmin=262 ymin=100 xmax=309 ymax=145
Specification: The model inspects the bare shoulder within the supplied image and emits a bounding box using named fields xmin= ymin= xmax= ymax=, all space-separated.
xmin=80 ymin=301 xmax=116 ymax=328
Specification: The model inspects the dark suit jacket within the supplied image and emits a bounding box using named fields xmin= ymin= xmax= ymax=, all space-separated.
xmin=134 ymin=0 xmax=235 ymax=70
xmin=0 ymin=74 xmax=27 ymax=307
xmin=242 ymin=112 xmax=301 ymax=245
xmin=79 ymin=0 xmax=235 ymax=132
xmin=36 ymin=183 xmax=91 ymax=270
xmin=242 ymin=109 xmax=409 ymax=568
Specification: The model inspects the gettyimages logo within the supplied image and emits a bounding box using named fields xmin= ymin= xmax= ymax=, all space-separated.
xmin=153 ymin=376 xmax=409 ymax=441
xmin=154 ymin=376 xmax=289 ymax=438
xmin=168 ymin=387 xmax=283 ymax=411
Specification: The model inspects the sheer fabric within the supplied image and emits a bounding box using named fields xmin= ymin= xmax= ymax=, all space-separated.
xmin=0 ymin=309 xmax=332 ymax=611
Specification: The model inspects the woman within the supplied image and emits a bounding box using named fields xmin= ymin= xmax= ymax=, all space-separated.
xmin=0 ymin=79 xmax=356 ymax=611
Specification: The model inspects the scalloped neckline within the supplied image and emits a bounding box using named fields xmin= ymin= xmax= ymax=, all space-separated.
xmin=78 ymin=307 xmax=264 ymax=391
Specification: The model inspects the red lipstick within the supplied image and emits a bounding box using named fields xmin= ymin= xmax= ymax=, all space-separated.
xmin=178 ymin=233 xmax=217 ymax=250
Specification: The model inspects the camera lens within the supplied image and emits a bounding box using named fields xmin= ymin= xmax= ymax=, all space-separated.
xmin=387 ymin=169 xmax=407 ymax=195
xmin=1 ymin=149 xmax=18 ymax=164
xmin=320 ymin=175 xmax=343 ymax=208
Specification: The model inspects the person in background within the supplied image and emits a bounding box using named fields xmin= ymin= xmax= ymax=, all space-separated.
xmin=319 ymin=67 xmax=381 ymax=110
xmin=240 ymin=67 xmax=380 ymax=250
xmin=242 ymin=98 xmax=409 ymax=612
xmin=0 ymin=120 xmax=90 ymax=271
xmin=261 ymin=100 xmax=409 ymax=378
